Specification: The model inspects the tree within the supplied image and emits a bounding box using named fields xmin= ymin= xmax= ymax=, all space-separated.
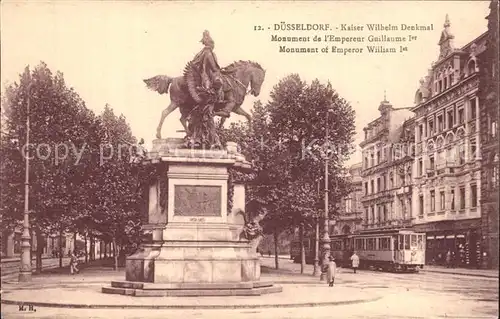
xmin=1 ymin=63 xmax=97 ymax=270
xmin=220 ymin=75 xmax=356 ymax=270
xmin=90 ymin=105 xmax=144 ymax=270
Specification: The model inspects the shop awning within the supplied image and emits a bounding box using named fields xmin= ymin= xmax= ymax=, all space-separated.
xmin=412 ymin=218 xmax=481 ymax=232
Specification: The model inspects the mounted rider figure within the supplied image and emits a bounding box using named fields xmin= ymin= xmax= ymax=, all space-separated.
xmin=191 ymin=30 xmax=226 ymax=110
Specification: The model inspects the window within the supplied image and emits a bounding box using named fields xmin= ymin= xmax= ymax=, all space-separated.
xmin=419 ymin=195 xmax=424 ymax=216
xmin=365 ymin=182 xmax=368 ymax=195
xmin=458 ymin=108 xmax=464 ymax=124
xmin=345 ymin=197 xmax=352 ymax=213
xmin=417 ymin=235 xmax=424 ymax=249
xmin=429 ymin=156 xmax=435 ymax=170
xmin=430 ymin=190 xmax=435 ymax=212
xmin=444 ymin=77 xmax=448 ymax=89
xmin=440 ymin=191 xmax=445 ymax=210
xmin=451 ymin=189 xmax=455 ymax=210
xmin=398 ymin=235 xmax=404 ymax=250
xmin=449 ymin=74 xmax=454 ymax=86
xmin=471 ymin=184 xmax=477 ymax=208
xmin=355 ymin=239 xmax=363 ymax=250
xmin=418 ymin=159 xmax=423 ymax=176
xmin=429 ymin=120 xmax=434 ymax=135
xmin=404 ymin=235 xmax=410 ymax=250
xmin=371 ymin=180 xmax=374 ymax=194
xmin=379 ymin=238 xmax=390 ymax=250
xmin=377 ymin=151 xmax=381 ymax=164
xmin=447 ymin=110 xmax=454 ymax=129
xmin=470 ymin=138 xmax=477 ymax=161
xmin=331 ymin=241 xmax=342 ymax=250
xmin=419 ymin=124 xmax=424 ymax=141
xmin=383 ymin=205 xmax=387 ymax=222
xmin=367 ymin=238 xmax=375 ymax=250
xmin=389 ymin=173 xmax=394 ymax=188
xmin=470 ymin=98 xmax=477 ymax=120
xmin=437 ymin=115 xmax=444 ymax=132
xmin=411 ymin=234 xmax=417 ymax=248
xmin=492 ymin=121 xmax=498 ymax=138
xmin=459 ymin=187 xmax=466 ymax=210
xmin=377 ymin=178 xmax=381 ymax=192
xmin=370 ymin=153 xmax=374 ymax=166
xmin=459 ymin=143 xmax=466 ymax=165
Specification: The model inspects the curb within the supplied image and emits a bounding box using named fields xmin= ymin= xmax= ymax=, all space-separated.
xmin=0 ymin=296 xmax=382 ymax=310
xmin=422 ymin=270 xmax=498 ymax=279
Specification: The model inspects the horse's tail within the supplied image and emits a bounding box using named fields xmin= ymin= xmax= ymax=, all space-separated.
xmin=143 ymin=75 xmax=173 ymax=95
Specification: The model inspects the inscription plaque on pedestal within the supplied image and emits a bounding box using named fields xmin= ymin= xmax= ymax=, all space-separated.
xmin=174 ymin=185 xmax=222 ymax=216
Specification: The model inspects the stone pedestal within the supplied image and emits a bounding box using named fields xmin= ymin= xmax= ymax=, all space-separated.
xmin=102 ymin=138 xmax=281 ymax=296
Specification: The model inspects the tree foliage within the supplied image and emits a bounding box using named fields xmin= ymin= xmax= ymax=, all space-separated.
xmin=220 ymin=74 xmax=356 ymax=235
xmin=1 ymin=63 xmax=145 ymax=264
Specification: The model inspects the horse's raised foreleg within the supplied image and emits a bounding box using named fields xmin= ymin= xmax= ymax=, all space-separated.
xmin=232 ymin=106 xmax=252 ymax=123
xmin=218 ymin=117 xmax=227 ymax=130
xmin=156 ymin=102 xmax=178 ymax=139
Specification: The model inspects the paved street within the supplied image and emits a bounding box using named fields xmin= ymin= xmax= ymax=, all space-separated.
xmin=1 ymin=257 xmax=497 ymax=319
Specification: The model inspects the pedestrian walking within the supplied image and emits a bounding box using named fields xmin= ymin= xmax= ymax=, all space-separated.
xmin=445 ymin=250 xmax=452 ymax=268
xmin=70 ymin=250 xmax=80 ymax=275
xmin=350 ymin=251 xmax=360 ymax=273
xmin=327 ymin=256 xmax=337 ymax=287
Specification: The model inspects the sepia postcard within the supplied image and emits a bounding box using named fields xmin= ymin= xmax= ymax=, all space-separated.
xmin=0 ymin=1 xmax=498 ymax=318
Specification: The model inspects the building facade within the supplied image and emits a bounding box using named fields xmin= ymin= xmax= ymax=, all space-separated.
xmin=411 ymin=16 xmax=486 ymax=268
xmin=360 ymin=98 xmax=414 ymax=232
xmin=479 ymin=0 xmax=499 ymax=269
xmin=333 ymin=162 xmax=364 ymax=235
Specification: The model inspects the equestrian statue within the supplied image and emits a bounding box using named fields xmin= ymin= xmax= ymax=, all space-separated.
xmin=144 ymin=30 xmax=266 ymax=147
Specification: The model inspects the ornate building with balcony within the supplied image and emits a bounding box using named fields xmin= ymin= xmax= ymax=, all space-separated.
xmin=360 ymin=97 xmax=414 ymax=232
xmin=411 ymin=15 xmax=486 ymax=268
xmin=333 ymin=162 xmax=363 ymax=235
xmin=478 ymin=0 xmax=499 ymax=269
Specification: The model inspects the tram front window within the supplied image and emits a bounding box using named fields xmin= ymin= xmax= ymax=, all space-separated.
xmin=404 ymin=235 xmax=410 ymax=250
xmin=417 ymin=235 xmax=424 ymax=249
xmin=411 ymin=234 xmax=417 ymax=248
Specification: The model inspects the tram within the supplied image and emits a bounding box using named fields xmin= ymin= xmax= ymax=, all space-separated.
xmin=331 ymin=229 xmax=426 ymax=272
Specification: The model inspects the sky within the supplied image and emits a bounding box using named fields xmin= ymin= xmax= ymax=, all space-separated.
xmin=1 ymin=1 xmax=491 ymax=165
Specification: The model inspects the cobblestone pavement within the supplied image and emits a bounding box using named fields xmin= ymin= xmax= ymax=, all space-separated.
xmin=1 ymin=258 xmax=497 ymax=319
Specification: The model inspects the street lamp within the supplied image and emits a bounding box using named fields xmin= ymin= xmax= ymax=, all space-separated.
xmin=19 ymin=81 xmax=32 ymax=282
xmin=320 ymin=97 xmax=335 ymax=281
xmin=313 ymin=179 xmax=321 ymax=276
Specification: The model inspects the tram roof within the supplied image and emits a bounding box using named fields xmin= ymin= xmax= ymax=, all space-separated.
xmin=353 ymin=228 xmax=420 ymax=236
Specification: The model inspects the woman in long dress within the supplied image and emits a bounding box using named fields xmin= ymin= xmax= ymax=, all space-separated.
xmin=327 ymin=256 xmax=337 ymax=287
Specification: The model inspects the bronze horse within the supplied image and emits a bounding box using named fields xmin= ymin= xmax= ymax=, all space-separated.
xmin=144 ymin=60 xmax=266 ymax=139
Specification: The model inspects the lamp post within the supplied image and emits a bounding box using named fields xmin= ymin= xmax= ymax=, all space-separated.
xmin=320 ymin=103 xmax=334 ymax=281
xmin=19 ymin=81 xmax=33 ymax=282
xmin=313 ymin=179 xmax=320 ymax=276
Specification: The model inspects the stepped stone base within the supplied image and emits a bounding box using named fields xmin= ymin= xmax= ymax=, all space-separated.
xmin=102 ymin=280 xmax=282 ymax=297
xmin=101 ymin=138 xmax=282 ymax=297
